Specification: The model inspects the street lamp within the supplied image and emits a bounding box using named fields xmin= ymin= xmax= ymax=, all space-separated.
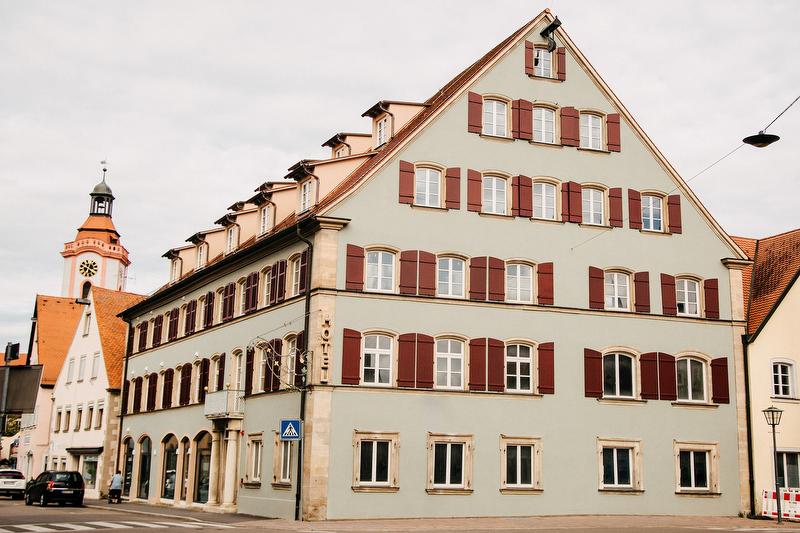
xmin=763 ymin=406 xmax=784 ymax=523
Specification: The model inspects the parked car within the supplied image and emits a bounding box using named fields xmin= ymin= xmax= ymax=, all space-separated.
xmin=0 ymin=469 xmax=26 ymax=500
xmin=25 ymin=471 xmax=84 ymax=507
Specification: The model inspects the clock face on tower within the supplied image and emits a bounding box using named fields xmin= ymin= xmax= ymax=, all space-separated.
xmin=79 ymin=259 xmax=99 ymax=277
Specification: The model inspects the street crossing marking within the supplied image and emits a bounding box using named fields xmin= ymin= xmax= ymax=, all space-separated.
xmin=85 ymin=524 xmax=130 ymax=530
xmin=116 ymin=523 xmax=167 ymax=529
xmin=0 ymin=521 xmax=237 ymax=532
xmin=13 ymin=526 xmax=58 ymax=532
xmin=151 ymin=523 xmax=203 ymax=529
xmin=56 ymin=525 xmax=95 ymax=531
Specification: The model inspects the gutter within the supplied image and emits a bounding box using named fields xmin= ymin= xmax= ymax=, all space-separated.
xmin=742 ymin=332 xmax=756 ymax=516
xmin=294 ymin=223 xmax=313 ymax=521
xmin=115 ymin=327 xmax=133 ymax=473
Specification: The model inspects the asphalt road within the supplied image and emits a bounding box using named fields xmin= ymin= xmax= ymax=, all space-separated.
xmin=1 ymin=497 xmax=799 ymax=532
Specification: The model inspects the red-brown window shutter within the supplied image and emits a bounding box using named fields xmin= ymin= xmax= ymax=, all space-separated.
xmin=512 ymin=100 xmax=522 ymax=140
xmin=152 ymin=315 xmax=162 ymax=347
xmin=658 ymin=353 xmax=677 ymax=401
xmin=398 ymin=160 xmax=415 ymax=204
xmin=269 ymin=268 xmax=278 ymax=305
xmin=341 ymin=328 xmax=362 ymax=385
xmin=537 ymin=262 xmax=554 ymax=305
xmin=628 ymin=189 xmax=642 ymax=229
xmin=512 ymin=175 xmax=532 ymax=217
xmin=418 ymin=251 xmax=436 ymax=297
xmin=180 ymin=365 xmax=191 ymax=406
xmin=397 ymin=333 xmax=416 ymax=388
xmin=244 ymin=347 xmax=254 ymax=396
xmin=487 ymin=338 xmax=505 ymax=392
xmin=634 ymin=272 xmax=650 ymax=313
xmin=416 ymin=334 xmax=434 ymax=389
xmin=660 ymin=274 xmax=677 ymax=316
xmin=667 ymin=195 xmax=682 ymax=234
xmin=216 ymin=354 xmax=225 ymax=393
xmin=147 ymin=374 xmax=157 ymax=411
xmin=469 ymin=257 xmax=487 ymax=300
xmin=345 ymin=244 xmax=365 ymax=291
xmin=511 ymin=175 xmax=521 ymax=216
xmin=445 ymin=167 xmax=461 ymax=209
xmin=269 ymin=339 xmax=283 ymax=392
xmin=561 ymin=182 xmax=570 ymax=222
xmin=162 ymin=369 xmax=173 ymax=409
xmin=468 ymin=338 xmax=487 ymax=391
xmin=467 ymin=92 xmax=482 ymax=133
xmin=607 ymin=113 xmax=621 ymax=152
xmin=198 ymin=359 xmax=209 ymax=403
xmin=537 ymin=342 xmax=555 ymax=394
xmin=711 ymin=357 xmax=730 ymax=404
xmin=467 ymin=169 xmax=482 ymax=212
xmin=609 ymin=187 xmax=623 ymax=227
xmin=639 ymin=352 xmax=659 ymax=399
xmin=512 ymin=100 xmax=533 ymax=141
xmin=294 ymin=331 xmax=305 ymax=387
xmin=138 ymin=322 xmax=148 ymax=352
xmin=185 ymin=300 xmax=196 ymax=334
xmin=276 ymin=260 xmax=287 ymax=303
xmin=488 ymin=257 xmax=505 ymax=301
xmin=560 ymin=107 xmax=579 ymax=147
xmin=588 ymin=267 xmax=605 ymax=309
xmin=584 ymin=348 xmax=603 ymax=398
xmin=556 ymin=47 xmax=566 ymax=81
xmin=168 ymin=308 xmax=179 ymax=339
xmin=524 ymin=41 xmax=535 ymax=76
xmin=399 ymin=250 xmax=418 ymax=295
xmin=704 ymin=279 xmax=720 ymax=319
xmin=568 ymin=181 xmax=582 ymax=223
xmin=203 ymin=291 xmax=214 ymax=328
xmin=132 ymin=377 xmax=142 ymax=413
xmin=298 ymin=249 xmax=309 ymax=294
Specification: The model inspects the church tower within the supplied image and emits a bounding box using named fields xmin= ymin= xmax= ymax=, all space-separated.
xmin=60 ymin=166 xmax=131 ymax=299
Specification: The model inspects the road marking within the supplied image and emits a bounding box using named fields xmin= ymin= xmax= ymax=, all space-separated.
xmin=84 ymin=523 xmax=131 ymax=530
xmin=152 ymin=523 xmax=203 ymax=529
xmin=193 ymin=524 xmax=236 ymax=530
xmin=55 ymin=525 xmax=95 ymax=531
xmin=117 ymin=523 xmax=167 ymax=529
xmin=13 ymin=526 xmax=59 ymax=532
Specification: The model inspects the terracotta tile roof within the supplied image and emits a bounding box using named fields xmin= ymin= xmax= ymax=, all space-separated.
xmin=91 ymin=286 xmax=145 ymax=389
xmin=745 ymin=228 xmax=800 ymax=337
xmin=75 ymin=214 xmax=120 ymax=242
xmin=34 ymin=295 xmax=84 ymax=386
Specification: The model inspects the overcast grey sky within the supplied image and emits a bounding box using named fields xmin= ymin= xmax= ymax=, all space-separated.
xmin=1 ymin=0 xmax=798 ymax=347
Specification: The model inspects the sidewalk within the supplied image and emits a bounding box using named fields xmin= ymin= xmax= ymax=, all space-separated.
xmin=84 ymin=500 xmax=263 ymax=523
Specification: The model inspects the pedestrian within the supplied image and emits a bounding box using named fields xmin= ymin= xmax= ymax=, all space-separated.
xmin=108 ymin=470 xmax=123 ymax=504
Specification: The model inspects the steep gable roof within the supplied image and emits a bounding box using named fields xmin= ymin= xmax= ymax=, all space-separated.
xmin=91 ymin=286 xmax=145 ymax=389
xmin=745 ymin=228 xmax=800 ymax=338
xmin=33 ymin=295 xmax=83 ymax=386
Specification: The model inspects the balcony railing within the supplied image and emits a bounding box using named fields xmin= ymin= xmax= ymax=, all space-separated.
xmin=20 ymin=413 xmax=37 ymax=429
xmin=204 ymin=389 xmax=245 ymax=419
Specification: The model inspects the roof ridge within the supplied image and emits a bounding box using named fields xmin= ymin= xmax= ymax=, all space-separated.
xmin=757 ymin=226 xmax=800 ymax=243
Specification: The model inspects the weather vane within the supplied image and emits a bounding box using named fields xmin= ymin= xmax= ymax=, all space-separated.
xmin=100 ymin=159 xmax=108 ymax=180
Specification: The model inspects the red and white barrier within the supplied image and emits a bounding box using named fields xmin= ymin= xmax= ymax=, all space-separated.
xmin=762 ymin=488 xmax=800 ymax=521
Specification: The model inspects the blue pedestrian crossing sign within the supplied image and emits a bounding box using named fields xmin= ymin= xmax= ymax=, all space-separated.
xmin=280 ymin=419 xmax=302 ymax=441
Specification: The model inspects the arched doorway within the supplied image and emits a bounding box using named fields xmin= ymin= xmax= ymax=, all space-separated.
xmin=138 ymin=436 xmax=151 ymax=499
xmin=194 ymin=432 xmax=212 ymax=503
xmin=180 ymin=437 xmax=190 ymax=501
xmin=122 ymin=438 xmax=134 ymax=496
xmin=161 ymin=435 xmax=178 ymax=499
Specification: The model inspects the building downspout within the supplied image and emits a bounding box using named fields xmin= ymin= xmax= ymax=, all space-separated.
xmin=115 ymin=325 xmax=133 ymax=473
xmin=294 ymin=223 xmax=313 ymax=521
xmin=742 ymin=332 xmax=756 ymax=517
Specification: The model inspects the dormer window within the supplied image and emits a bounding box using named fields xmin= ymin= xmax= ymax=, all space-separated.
xmin=170 ymin=259 xmax=180 ymax=282
xmin=226 ymin=226 xmax=238 ymax=254
xmin=196 ymin=243 xmax=207 ymax=269
xmin=376 ymin=117 xmax=389 ymax=146
xmin=335 ymin=146 xmax=348 ymax=158
xmin=259 ymin=206 xmax=270 ymax=235
xmin=300 ymin=181 xmax=313 ymax=212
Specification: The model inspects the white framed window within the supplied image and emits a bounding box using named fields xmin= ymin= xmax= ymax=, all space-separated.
xmin=533 ymin=181 xmax=557 ymax=220
xmin=300 ymin=181 xmax=312 ymax=212
xmin=170 ymin=259 xmax=180 ymax=282
xmin=226 ymin=226 xmax=238 ymax=254
xmin=582 ymin=187 xmax=604 ymax=225
xmin=74 ymin=407 xmax=82 ymax=431
xmin=258 ymin=346 xmax=269 ymax=392
xmin=506 ymin=263 xmax=533 ymax=303
xmin=196 ymin=244 xmax=207 ymax=269
xmin=83 ymin=311 xmax=92 ymax=336
xmin=85 ymin=405 xmax=94 ymax=430
xmin=427 ymin=434 xmax=473 ymax=493
xmin=362 ymin=334 xmax=392 ymax=386
xmin=773 ymin=362 xmax=794 ymax=398
xmin=365 ymin=251 xmax=395 ymax=292
xmin=78 ymin=355 xmax=87 ymax=381
xmin=506 ymin=344 xmax=533 ymax=393
xmin=674 ymin=441 xmax=719 ymax=493
xmin=66 ymin=359 xmax=75 ymax=383
xmin=604 ymin=272 xmax=630 ymax=311
xmin=285 ymin=336 xmax=297 ymax=385
xmin=534 ymin=48 xmax=552 ymax=78
xmin=533 ymin=107 xmax=555 ymax=143
xmin=597 ymin=438 xmax=642 ymax=491
xmin=91 ymin=353 xmax=100 ymax=379
xmin=352 ymin=431 xmax=399 ymax=492
xmin=676 ymin=279 xmax=700 ymax=317
xmin=414 ymin=167 xmax=441 ymax=207
xmin=249 ymin=436 xmax=263 ymax=482
xmin=778 ymin=452 xmax=800 ymax=488
xmin=677 ymin=357 xmax=707 ymax=402
xmin=334 ymin=146 xmax=347 ymax=158
xmin=482 ymin=175 xmax=507 ymax=215
xmin=482 ymin=99 xmax=507 ymax=137
xmin=437 ymin=257 xmax=465 ymax=298
xmin=641 ymin=195 xmax=663 ymax=232
xmin=603 ymin=353 xmax=635 ymax=398
xmin=435 ymin=339 xmax=464 ymax=390
xmin=291 ymin=257 xmax=302 ymax=296
xmin=280 ymin=440 xmax=291 ymax=483
xmin=262 ymin=269 xmax=271 ymax=306
xmin=259 ymin=206 xmax=270 ymax=235
xmin=500 ymin=436 xmax=542 ymax=492
xmin=271 ymin=432 xmax=292 ymax=487
xmin=376 ymin=117 xmax=389 ymax=146
xmin=238 ymin=281 xmax=247 ymax=315
xmin=580 ymin=113 xmax=602 ymax=150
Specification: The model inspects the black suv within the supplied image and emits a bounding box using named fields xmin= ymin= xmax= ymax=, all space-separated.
xmin=25 ymin=471 xmax=84 ymax=507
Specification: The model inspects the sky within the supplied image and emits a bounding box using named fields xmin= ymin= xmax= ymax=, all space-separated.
xmin=1 ymin=0 xmax=798 ymax=347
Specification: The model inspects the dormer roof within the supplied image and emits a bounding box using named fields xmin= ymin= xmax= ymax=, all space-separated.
xmin=285 ymin=160 xmax=319 ymax=181
xmin=322 ymin=132 xmax=371 ymax=148
xmin=361 ymin=100 xmax=428 ymax=118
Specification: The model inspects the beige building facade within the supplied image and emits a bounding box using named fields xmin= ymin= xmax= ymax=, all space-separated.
xmin=119 ymin=11 xmax=751 ymax=520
